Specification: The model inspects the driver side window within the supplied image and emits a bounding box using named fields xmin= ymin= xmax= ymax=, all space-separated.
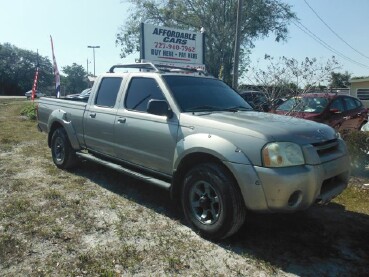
xmin=125 ymin=77 xmax=165 ymax=112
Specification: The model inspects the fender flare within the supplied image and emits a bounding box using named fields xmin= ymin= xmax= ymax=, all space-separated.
xmin=47 ymin=109 xmax=81 ymax=150
xmin=174 ymin=133 xmax=251 ymax=171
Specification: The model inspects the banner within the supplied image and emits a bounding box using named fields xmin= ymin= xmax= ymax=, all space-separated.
xmin=31 ymin=67 xmax=39 ymax=101
xmin=50 ymin=36 xmax=61 ymax=98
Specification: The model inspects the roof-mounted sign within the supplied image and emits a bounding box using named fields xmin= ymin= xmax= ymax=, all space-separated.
xmin=140 ymin=23 xmax=205 ymax=69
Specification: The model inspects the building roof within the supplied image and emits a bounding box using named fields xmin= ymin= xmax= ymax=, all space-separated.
xmin=350 ymin=77 xmax=369 ymax=83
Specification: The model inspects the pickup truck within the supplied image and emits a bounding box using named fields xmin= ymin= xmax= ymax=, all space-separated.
xmin=37 ymin=63 xmax=350 ymax=240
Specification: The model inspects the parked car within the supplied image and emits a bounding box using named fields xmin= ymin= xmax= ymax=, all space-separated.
xmin=65 ymin=88 xmax=91 ymax=101
xmin=25 ymin=90 xmax=45 ymax=99
xmin=361 ymin=122 xmax=369 ymax=131
xmin=274 ymin=93 xmax=368 ymax=133
xmin=239 ymin=91 xmax=286 ymax=112
xmin=239 ymin=90 xmax=270 ymax=112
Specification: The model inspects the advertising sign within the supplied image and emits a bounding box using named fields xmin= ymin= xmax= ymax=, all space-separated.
xmin=141 ymin=23 xmax=205 ymax=69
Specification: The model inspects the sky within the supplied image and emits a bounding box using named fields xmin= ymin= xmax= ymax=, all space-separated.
xmin=1 ymin=0 xmax=369 ymax=79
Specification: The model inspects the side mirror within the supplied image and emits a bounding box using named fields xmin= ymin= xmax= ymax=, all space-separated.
xmin=147 ymin=99 xmax=173 ymax=118
xmin=330 ymin=108 xmax=341 ymax=114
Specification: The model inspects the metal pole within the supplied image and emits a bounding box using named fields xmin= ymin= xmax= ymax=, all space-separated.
xmin=93 ymin=48 xmax=96 ymax=76
xmin=232 ymin=0 xmax=243 ymax=89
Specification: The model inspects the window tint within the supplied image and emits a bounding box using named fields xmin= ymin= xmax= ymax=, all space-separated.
xmin=354 ymin=98 xmax=363 ymax=108
xmin=125 ymin=78 xmax=165 ymax=112
xmin=330 ymin=98 xmax=344 ymax=112
xmin=95 ymin=77 xmax=122 ymax=107
xmin=162 ymin=76 xmax=252 ymax=112
xmin=343 ymin=97 xmax=359 ymax=111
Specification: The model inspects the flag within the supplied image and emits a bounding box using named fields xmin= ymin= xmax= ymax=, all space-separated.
xmin=50 ymin=35 xmax=61 ymax=98
xmin=31 ymin=67 xmax=39 ymax=101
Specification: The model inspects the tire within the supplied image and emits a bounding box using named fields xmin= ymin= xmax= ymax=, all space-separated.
xmin=51 ymin=128 xmax=77 ymax=169
xmin=181 ymin=163 xmax=246 ymax=240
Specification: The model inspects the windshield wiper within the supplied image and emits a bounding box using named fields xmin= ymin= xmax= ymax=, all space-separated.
xmin=222 ymin=106 xmax=253 ymax=112
xmin=186 ymin=105 xmax=252 ymax=113
xmin=186 ymin=106 xmax=220 ymax=112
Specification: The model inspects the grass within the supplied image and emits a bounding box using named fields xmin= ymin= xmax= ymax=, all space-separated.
xmin=0 ymin=98 xmax=368 ymax=276
xmin=334 ymin=178 xmax=369 ymax=214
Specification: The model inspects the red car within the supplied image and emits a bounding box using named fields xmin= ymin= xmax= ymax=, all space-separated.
xmin=274 ymin=93 xmax=368 ymax=133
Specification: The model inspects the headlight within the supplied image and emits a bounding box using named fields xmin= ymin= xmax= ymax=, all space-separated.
xmin=262 ymin=142 xmax=305 ymax=167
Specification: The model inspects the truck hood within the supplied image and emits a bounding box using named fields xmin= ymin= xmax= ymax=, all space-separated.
xmin=180 ymin=111 xmax=337 ymax=145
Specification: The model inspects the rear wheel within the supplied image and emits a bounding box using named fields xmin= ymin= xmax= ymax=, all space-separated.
xmin=51 ymin=128 xmax=77 ymax=169
xmin=181 ymin=163 xmax=246 ymax=240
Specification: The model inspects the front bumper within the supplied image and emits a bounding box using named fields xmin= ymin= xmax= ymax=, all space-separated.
xmin=225 ymin=153 xmax=349 ymax=212
xmin=254 ymin=154 xmax=350 ymax=212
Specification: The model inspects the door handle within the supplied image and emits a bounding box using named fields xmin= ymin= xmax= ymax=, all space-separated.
xmin=117 ymin=118 xmax=126 ymax=124
xmin=89 ymin=113 xmax=96 ymax=118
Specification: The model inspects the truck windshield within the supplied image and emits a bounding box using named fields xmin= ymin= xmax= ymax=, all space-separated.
xmin=162 ymin=76 xmax=252 ymax=112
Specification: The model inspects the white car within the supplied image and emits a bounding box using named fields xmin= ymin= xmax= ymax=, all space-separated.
xmin=25 ymin=90 xmax=45 ymax=99
xmin=361 ymin=122 xmax=369 ymax=131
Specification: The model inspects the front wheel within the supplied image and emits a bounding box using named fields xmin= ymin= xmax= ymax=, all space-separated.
xmin=181 ymin=163 xmax=246 ymax=240
xmin=51 ymin=128 xmax=77 ymax=169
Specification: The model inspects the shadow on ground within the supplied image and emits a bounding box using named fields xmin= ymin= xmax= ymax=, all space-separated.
xmin=71 ymin=160 xmax=369 ymax=277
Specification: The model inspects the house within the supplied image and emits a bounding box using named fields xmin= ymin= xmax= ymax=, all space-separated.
xmin=350 ymin=77 xmax=369 ymax=108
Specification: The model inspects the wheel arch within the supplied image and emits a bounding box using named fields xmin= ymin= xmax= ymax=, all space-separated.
xmin=171 ymin=133 xmax=252 ymax=201
xmin=47 ymin=109 xmax=81 ymax=150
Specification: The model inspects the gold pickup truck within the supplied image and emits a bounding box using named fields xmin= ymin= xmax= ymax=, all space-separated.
xmin=37 ymin=63 xmax=350 ymax=240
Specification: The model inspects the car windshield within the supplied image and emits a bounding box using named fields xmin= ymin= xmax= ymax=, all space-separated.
xmin=276 ymin=96 xmax=329 ymax=113
xmin=162 ymin=76 xmax=252 ymax=112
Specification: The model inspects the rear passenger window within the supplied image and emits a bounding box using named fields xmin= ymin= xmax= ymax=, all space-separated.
xmin=125 ymin=78 xmax=165 ymax=112
xmin=343 ymin=97 xmax=359 ymax=111
xmin=354 ymin=98 xmax=363 ymax=107
xmin=330 ymin=98 xmax=344 ymax=112
xmin=95 ymin=77 xmax=122 ymax=107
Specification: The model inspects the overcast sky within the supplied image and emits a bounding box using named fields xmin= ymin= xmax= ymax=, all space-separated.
xmin=1 ymin=0 xmax=368 ymax=78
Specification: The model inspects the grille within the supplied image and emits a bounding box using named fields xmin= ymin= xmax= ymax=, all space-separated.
xmin=312 ymin=139 xmax=339 ymax=157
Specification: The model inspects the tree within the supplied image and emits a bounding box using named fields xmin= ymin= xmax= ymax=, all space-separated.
xmin=330 ymin=71 xmax=351 ymax=88
xmin=116 ymin=0 xmax=296 ymax=86
xmin=62 ymin=63 xmax=88 ymax=95
xmin=243 ymin=55 xmax=340 ymax=107
xmin=0 ymin=43 xmax=53 ymax=96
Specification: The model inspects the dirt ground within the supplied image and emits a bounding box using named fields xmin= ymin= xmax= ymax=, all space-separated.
xmin=1 ymin=99 xmax=369 ymax=276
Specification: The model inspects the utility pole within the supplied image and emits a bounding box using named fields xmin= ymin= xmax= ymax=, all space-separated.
xmin=87 ymin=45 xmax=100 ymax=76
xmin=86 ymin=58 xmax=89 ymax=76
xmin=232 ymin=0 xmax=243 ymax=89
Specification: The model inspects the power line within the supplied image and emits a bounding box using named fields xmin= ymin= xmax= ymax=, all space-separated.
xmin=277 ymin=3 xmax=369 ymax=70
xmin=303 ymin=0 xmax=369 ymax=60
xmin=292 ymin=19 xmax=369 ymax=70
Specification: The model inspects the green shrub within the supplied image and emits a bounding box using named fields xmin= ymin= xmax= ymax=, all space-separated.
xmin=20 ymin=103 xmax=37 ymax=120
xmin=343 ymin=131 xmax=369 ymax=174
